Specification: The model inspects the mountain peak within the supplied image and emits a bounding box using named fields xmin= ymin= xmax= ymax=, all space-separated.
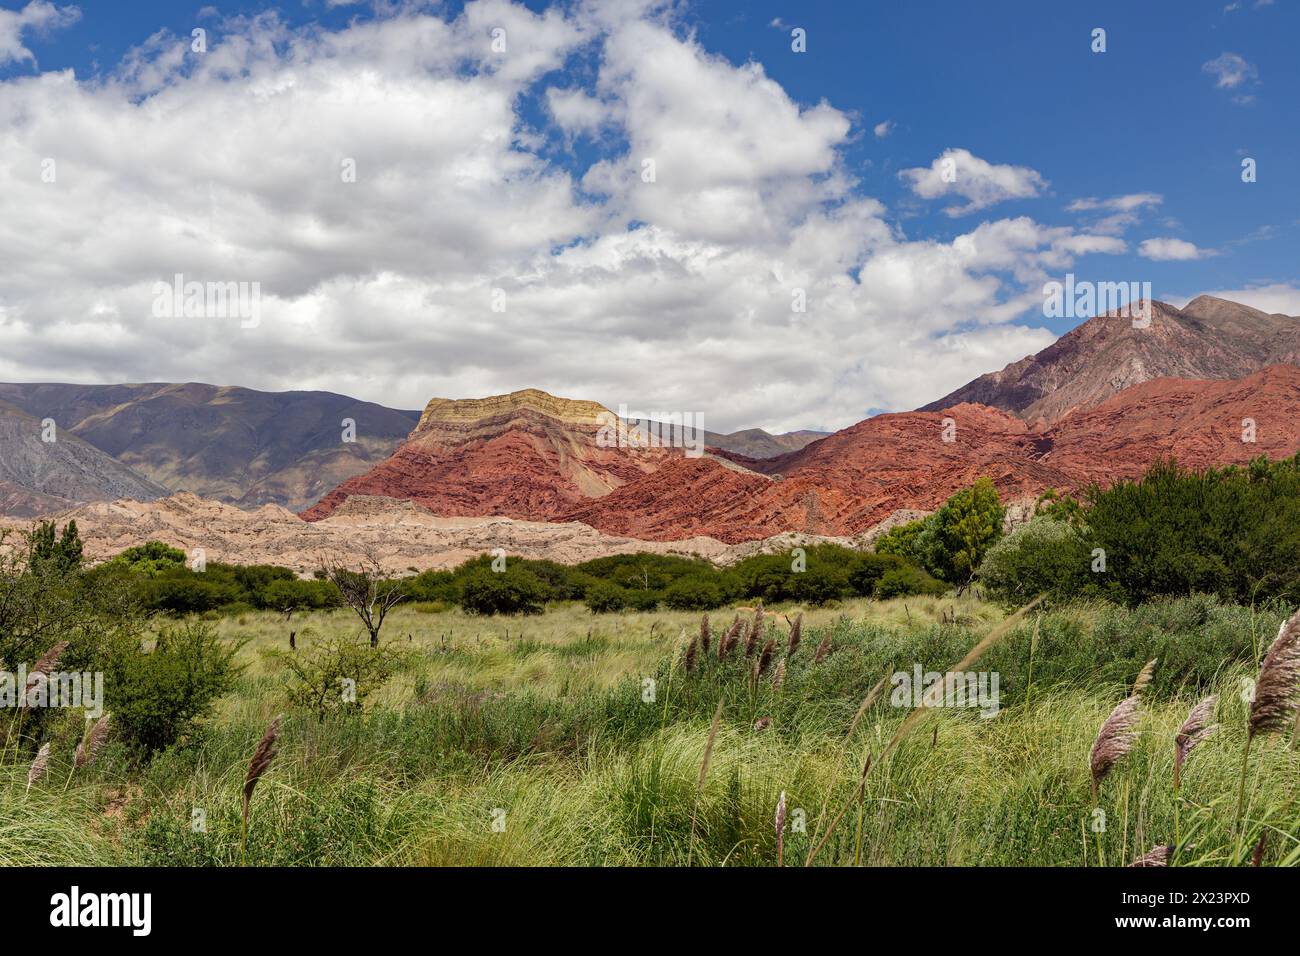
xmin=923 ymin=296 xmax=1300 ymax=424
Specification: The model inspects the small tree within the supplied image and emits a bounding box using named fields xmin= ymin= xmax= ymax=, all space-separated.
xmin=27 ymin=520 xmax=84 ymax=573
xmin=318 ymin=546 xmax=405 ymax=648
xmin=278 ymin=631 xmax=403 ymax=721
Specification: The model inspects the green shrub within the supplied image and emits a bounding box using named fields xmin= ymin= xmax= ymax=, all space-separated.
xmin=663 ymin=576 xmax=727 ymax=610
xmin=403 ymin=569 xmax=457 ymax=603
xmin=143 ymin=574 xmax=243 ymax=614
xmin=1083 ymin=457 xmax=1300 ymax=606
xmin=625 ymin=589 xmax=661 ymax=612
xmin=101 ymin=621 xmax=243 ymax=756
xmin=977 ymin=516 xmax=1097 ymax=606
xmin=258 ymin=578 xmax=343 ymax=611
xmin=459 ymin=567 xmax=546 ymax=615
xmin=277 ymin=632 xmax=404 ymax=720
xmin=584 ymin=581 xmax=628 ymax=613
xmin=873 ymin=478 xmax=1005 ymax=584
xmin=875 ymin=563 xmax=948 ymax=599
xmin=106 ymin=541 xmax=188 ymax=577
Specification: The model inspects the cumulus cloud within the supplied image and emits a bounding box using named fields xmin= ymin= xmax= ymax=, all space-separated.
xmin=0 ymin=1 xmax=80 ymax=67
xmin=873 ymin=119 xmax=894 ymax=138
xmin=0 ymin=1 xmax=1124 ymax=433
xmin=1137 ymin=238 xmax=1215 ymax=261
xmin=899 ymin=148 xmax=1047 ymax=217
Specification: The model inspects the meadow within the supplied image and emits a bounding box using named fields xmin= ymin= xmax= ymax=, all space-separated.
xmin=5 ymin=591 xmax=1298 ymax=867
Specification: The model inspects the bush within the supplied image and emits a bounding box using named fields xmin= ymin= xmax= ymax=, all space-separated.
xmin=584 ymin=581 xmax=628 ymax=613
xmin=278 ymin=632 xmax=404 ymax=720
xmin=873 ymin=478 xmax=1005 ymax=584
xmin=977 ymin=516 xmax=1097 ymax=606
xmin=101 ymin=621 xmax=243 ymax=756
xmin=624 ymin=589 xmax=661 ymax=612
xmin=731 ymin=545 xmax=855 ymax=605
xmin=874 ymin=563 xmax=948 ymax=599
xmin=142 ymin=574 xmax=243 ymax=614
xmin=1083 ymin=457 xmax=1300 ymax=606
xmin=258 ymin=578 xmax=343 ymax=612
xmin=459 ymin=567 xmax=546 ymax=615
xmin=848 ymin=552 xmax=909 ymax=596
xmin=663 ymin=576 xmax=727 ymax=610
xmin=107 ymin=541 xmax=188 ymax=577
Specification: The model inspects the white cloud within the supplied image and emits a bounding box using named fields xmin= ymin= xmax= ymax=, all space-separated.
xmin=1067 ymin=192 xmax=1163 ymax=236
xmin=0 ymin=1 xmax=80 ymax=67
xmin=1202 ymin=52 xmax=1258 ymax=90
xmin=546 ymin=86 xmax=610 ymax=133
xmin=898 ymin=148 xmax=1047 ymax=217
xmin=873 ymin=119 xmax=894 ymax=138
xmin=1137 ymin=238 xmax=1215 ymax=261
xmin=1067 ymin=193 xmax=1162 ymax=214
xmin=0 ymin=2 xmax=1123 ymax=433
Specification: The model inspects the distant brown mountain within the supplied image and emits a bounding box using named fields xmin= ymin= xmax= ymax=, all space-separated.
xmin=0 ymin=400 xmax=167 ymax=516
xmin=922 ymin=296 xmax=1300 ymax=424
xmin=0 ymin=383 xmax=420 ymax=512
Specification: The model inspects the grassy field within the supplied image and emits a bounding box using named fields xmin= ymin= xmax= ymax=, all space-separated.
xmin=4 ymin=593 xmax=1298 ymax=866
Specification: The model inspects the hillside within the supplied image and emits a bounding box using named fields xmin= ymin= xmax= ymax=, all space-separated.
xmin=0 ymin=382 xmax=420 ymax=511
xmin=922 ymin=296 xmax=1300 ymax=424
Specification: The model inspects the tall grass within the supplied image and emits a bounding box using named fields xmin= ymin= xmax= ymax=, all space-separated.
xmin=3 ymin=593 xmax=1296 ymax=866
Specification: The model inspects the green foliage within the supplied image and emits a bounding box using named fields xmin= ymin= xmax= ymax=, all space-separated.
xmin=977 ymin=516 xmax=1097 ymax=606
xmin=874 ymin=520 xmax=926 ymax=561
xmin=583 ymin=581 xmax=628 ymax=613
xmin=459 ymin=566 xmax=546 ymax=615
xmin=1034 ymin=487 xmax=1085 ymax=526
xmin=403 ymin=569 xmax=457 ymax=603
xmin=0 ymin=531 xmax=144 ymax=679
xmin=277 ymin=632 xmax=403 ymax=720
xmin=662 ymin=575 xmax=727 ymax=610
xmin=258 ymin=578 xmax=343 ymax=612
xmin=142 ymin=573 xmax=243 ymax=614
xmin=730 ymin=546 xmax=853 ymax=605
xmin=924 ymin=477 xmax=1005 ymax=583
xmin=873 ymin=478 xmax=1005 ymax=584
xmin=874 ymin=561 xmax=948 ymax=599
xmin=100 ymin=621 xmax=243 ymax=756
xmin=107 ymin=541 xmax=188 ymax=577
xmin=1082 ymin=457 xmax=1300 ymax=606
xmin=28 ymin=520 xmax=84 ymax=573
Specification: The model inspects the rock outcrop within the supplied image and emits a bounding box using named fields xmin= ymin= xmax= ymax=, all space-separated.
xmin=302 ymin=388 xmax=670 ymax=521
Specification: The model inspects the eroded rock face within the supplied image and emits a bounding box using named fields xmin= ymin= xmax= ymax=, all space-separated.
xmin=0 ymin=492 xmax=901 ymax=574
xmin=298 ymin=365 xmax=1300 ymax=546
xmin=1044 ymin=365 xmax=1300 ymax=481
xmin=301 ymin=388 xmax=669 ymax=522
xmin=565 ymin=403 xmax=1074 ymax=543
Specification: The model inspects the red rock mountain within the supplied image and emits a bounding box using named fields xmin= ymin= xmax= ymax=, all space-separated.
xmin=302 ymin=389 xmax=671 ymax=522
xmin=306 ymin=364 xmax=1300 ymax=544
xmin=923 ymin=296 xmax=1300 ymax=424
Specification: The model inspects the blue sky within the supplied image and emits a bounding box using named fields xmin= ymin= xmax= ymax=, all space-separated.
xmin=0 ymin=0 xmax=1296 ymax=430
